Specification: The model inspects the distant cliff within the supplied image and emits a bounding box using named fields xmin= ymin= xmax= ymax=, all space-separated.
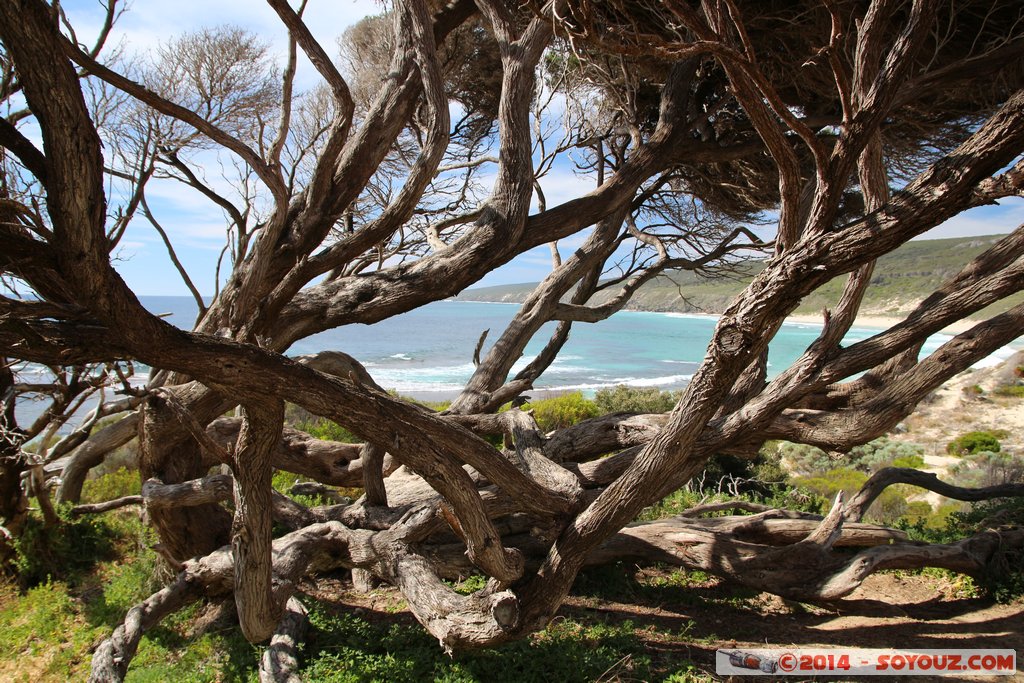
xmin=456 ymin=235 xmax=1024 ymax=318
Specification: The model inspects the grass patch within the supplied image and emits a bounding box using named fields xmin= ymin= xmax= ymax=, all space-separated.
xmin=300 ymin=600 xmax=711 ymax=683
xmin=125 ymin=602 xmax=257 ymax=683
xmin=0 ymin=580 xmax=107 ymax=681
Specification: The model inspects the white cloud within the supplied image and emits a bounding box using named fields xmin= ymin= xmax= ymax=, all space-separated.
xmin=63 ymin=0 xmax=380 ymax=90
xmin=920 ymin=198 xmax=1024 ymax=240
xmin=534 ymin=166 xmax=597 ymax=211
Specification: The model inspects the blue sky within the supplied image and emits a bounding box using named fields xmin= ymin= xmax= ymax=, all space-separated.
xmin=63 ymin=1 xmax=1024 ymax=297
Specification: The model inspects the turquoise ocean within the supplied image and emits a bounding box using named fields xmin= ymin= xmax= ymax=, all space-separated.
xmin=145 ymin=296 xmax=1023 ymax=396
xmin=13 ymin=296 xmax=1022 ymax=430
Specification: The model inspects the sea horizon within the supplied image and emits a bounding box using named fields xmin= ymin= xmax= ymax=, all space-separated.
xmin=12 ymin=295 xmax=1022 ymax=431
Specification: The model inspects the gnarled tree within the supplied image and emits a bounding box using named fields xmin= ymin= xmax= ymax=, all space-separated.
xmin=1 ymin=0 xmax=1023 ymax=679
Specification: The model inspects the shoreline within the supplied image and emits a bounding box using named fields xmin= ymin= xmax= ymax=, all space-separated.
xmin=786 ymin=312 xmax=977 ymax=335
xmin=404 ymin=302 xmax=1020 ymax=403
xmin=449 ymin=298 xmax=990 ymax=336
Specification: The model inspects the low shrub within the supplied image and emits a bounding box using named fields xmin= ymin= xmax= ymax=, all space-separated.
xmin=523 ymin=391 xmax=600 ymax=431
xmin=81 ymin=466 xmax=141 ymax=504
xmin=13 ymin=511 xmax=119 ymax=587
xmin=950 ymin=451 xmax=1024 ymax=488
xmin=792 ymin=468 xmax=910 ymax=523
xmin=942 ymin=498 xmax=1024 ymax=602
xmin=847 ymin=437 xmax=926 ymax=472
xmin=773 ymin=437 xmax=926 ymax=476
xmin=302 ymin=601 xmax=662 ymax=683
xmin=772 ymin=441 xmax=837 ymax=475
xmin=593 ymin=385 xmax=680 ymax=414
xmin=947 ymin=430 xmax=1002 ymax=456
xmin=795 ymin=468 xmax=869 ymax=499
xmin=296 ymin=418 xmax=361 ymax=443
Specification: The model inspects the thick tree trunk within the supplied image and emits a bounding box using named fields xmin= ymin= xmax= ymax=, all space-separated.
xmin=0 ymin=361 xmax=27 ymax=539
xmin=139 ymin=395 xmax=231 ymax=560
xmin=0 ymin=445 xmax=26 ymax=538
xmin=232 ymin=400 xmax=286 ymax=642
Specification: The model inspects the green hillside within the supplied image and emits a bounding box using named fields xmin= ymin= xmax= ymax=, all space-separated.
xmin=457 ymin=234 xmax=1024 ymax=318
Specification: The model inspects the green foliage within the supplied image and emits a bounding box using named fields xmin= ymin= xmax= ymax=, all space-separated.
xmin=522 ymin=392 xmax=600 ymax=431
xmin=950 ymin=451 xmax=1024 ymax=488
xmin=895 ymin=502 xmax=967 ymax=544
xmin=773 ymin=438 xmax=925 ymax=476
xmin=451 ymin=574 xmax=487 ymax=595
xmin=93 ymin=553 xmax=163 ymax=625
xmin=750 ymin=451 xmax=789 ymax=485
xmin=899 ymin=498 xmax=1024 ymax=602
xmin=900 ymin=501 xmax=936 ymax=526
xmin=81 ymin=467 xmax=141 ymax=504
xmin=946 ymin=430 xmax=1003 ymax=455
xmin=593 ymin=385 xmax=680 ymax=414
xmin=890 ymin=454 xmax=927 ymax=469
xmin=758 ymin=485 xmax=828 ymax=516
xmin=847 ymin=438 xmax=926 ymax=472
xmin=663 ymin=666 xmax=715 ymax=683
xmin=790 ymin=468 xmax=908 ymax=523
xmin=689 ymin=451 xmax=789 ymax=498
xmin=297 ymin=418 xmax=361 ymax=443
xmin=0 ymin=512 xmax=256 ymax=682
xmin=302 ymin=603 xmax=666 ymax=683
xmin=271 ymin=470 xmax=339 ymax=508
xmin=918 ymin=567 xmax=982 ymax=599
xmin=992 ymin=384 xmax=1024 ymax=397
xmin=13 ymin=511 xmax=118 ymax=587
xmin=126 ymin=607 xmax=258 ymax=683
xmin=794 ymin=468 xmax=868 ymax=500
xmin=953 ymin=498 xmax=1024 ymax=602
xmin=637 ymin=488 xmax=705 ymax=521
xmin=0 ymin=580 xmax=106 ymax=680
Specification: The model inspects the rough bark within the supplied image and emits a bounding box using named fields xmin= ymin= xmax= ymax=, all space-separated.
xmin=91 ymin=468 xmax=1024 ymax=673
xmin=589 ymin=515 xmax=1023 ymax=601
xmin=231 ymin=401 xmax=286 ymax=642
xmin=0 ymin=360 xmax=28 ymax=538
xmin=206 ymin=417 xmax=375 ymax=486
xmin=70 ymin=496 xmax=144 ymax=515
xmin=845 ymin=467 xmax=1024 ymax=522
xmin=259 ymin=597 xmax=308 ymax=683
xmin=139 ymin=396 xmax=232 ymax=560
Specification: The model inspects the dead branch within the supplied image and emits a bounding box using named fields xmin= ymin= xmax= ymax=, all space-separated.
xmin=845 ymin=467 xmax=1024 ymax=522
xmin=70 ymin=495 xmax=143 ymax=515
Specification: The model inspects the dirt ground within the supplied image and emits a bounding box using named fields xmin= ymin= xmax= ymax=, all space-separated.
xmin=569 ymin=572 xmax=1024 ymax=682
xmin=894 ymin=355 xmax=1024 ymax=461
xmin=302 ymin=568 xmax=1023 ymax=682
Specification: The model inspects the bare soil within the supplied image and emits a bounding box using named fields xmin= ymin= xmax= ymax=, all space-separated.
xmin=895 ymin=361 xmax=1024 ymax=462
xmin=300 ymin=568 xmax=1023 ymax=682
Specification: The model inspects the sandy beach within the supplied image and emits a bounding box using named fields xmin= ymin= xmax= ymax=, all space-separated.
xmin=786 ymin=311 xmax=979 ymax=334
